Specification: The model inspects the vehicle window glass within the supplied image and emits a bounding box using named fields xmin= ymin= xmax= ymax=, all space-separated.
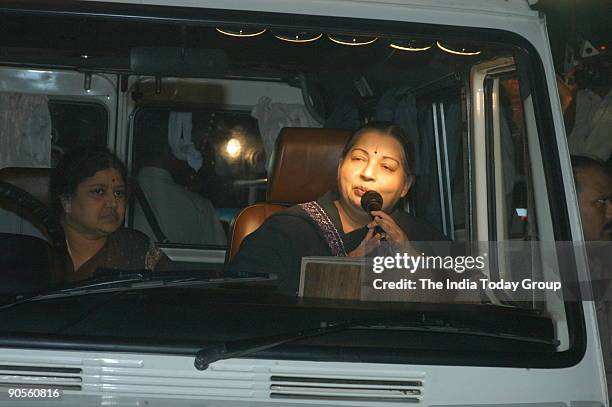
xmin=481 ymin=71 xmax=567 ymax=346
xmin=0 ymin=99 xmax=107 ymax=170
xmin=483 ymin=73 xmax=553 ymax=243
xmin=497 ymin=78 xmax=531 ymax=240
xmin=49 ymin=100 xmax=108 ymax=166
xmin=131 ymin=107 xmax=264 ymax=246
xmin=0 ymin=99 xmax=108 ymax=238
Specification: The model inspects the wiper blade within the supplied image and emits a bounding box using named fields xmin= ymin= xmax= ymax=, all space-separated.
xmin=49 ymin=269 xmax=272 ymax=296
xmin=193 ymin=314 xmax=560 ymax=370
xmin=194 ymin=320 xmax=356 ymax=370
xmin=0 ymin=271 xmax=275 ymax=311
xmin=62 ymin=269 xmax=152 ymax=291
xmin=0 ymin=269 xmax=151 ymax=307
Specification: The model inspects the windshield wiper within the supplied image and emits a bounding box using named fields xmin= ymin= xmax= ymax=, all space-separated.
xmin=0 ymin=270 xmax=275 ymax=311
xmin=193 ymin=314 xmax=560 ymax=370
xmin=61 ymin=269 xmax=152 ymax=291
xmin=194 ymin=320 xmax=356 ymax=370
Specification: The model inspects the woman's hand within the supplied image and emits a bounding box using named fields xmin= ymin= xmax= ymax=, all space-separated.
xmin=348 ymin=212 xmax=412 ymax=257
xmin=369 ymin=210 xmax=408 ymax=247
xmin=348 ymin=227 xmax=383 ymax=257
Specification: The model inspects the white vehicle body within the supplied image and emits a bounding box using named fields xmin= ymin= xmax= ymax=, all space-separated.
xmin=0 ymin=0 xmax=606 ymax=406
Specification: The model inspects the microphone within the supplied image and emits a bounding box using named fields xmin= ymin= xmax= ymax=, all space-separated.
xmin=360 ymin=190 xmax=385 ymax=239
xmin=360 ymin=190 xmax=382 ymax=213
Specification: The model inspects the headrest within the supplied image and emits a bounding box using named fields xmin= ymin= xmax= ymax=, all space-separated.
xmin=0 ymin=167 xmax=52 ymax=207
xmin=267 ymin=127 xmax=352 ymax=204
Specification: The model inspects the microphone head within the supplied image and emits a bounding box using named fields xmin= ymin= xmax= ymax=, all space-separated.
xmin=360 ymin=190 xmax=383 ymax=214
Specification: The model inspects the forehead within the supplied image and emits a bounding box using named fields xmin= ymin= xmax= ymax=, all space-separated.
xmin=350 ymin=131 xmax=404 ymax=160
xmin=80 ymin=168 xmax=125 ymax=186
xmin=577 ymin=167 xmax=612 ymax=195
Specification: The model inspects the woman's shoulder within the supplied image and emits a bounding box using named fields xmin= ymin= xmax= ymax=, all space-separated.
xmin=266 ymin=204 xmax=320 ymax=231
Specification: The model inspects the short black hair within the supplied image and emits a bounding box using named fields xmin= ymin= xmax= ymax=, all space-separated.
xmin=341 ymin=121 xmax=415 ymax=178
xmin=571 ymin=155 xmax=612 ymax=194
xmin=50 ymin=146 xmax=127 ymax=218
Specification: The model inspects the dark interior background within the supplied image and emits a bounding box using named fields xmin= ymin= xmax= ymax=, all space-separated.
xmin=533 ymin=0 xmax=611 ymax=70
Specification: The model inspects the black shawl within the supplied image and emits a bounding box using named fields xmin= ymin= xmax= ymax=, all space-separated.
xmin=227 ymin=190 xmax=447 ymax=295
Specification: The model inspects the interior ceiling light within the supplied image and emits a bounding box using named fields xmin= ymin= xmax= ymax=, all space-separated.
xmin=390 ymin=40 xmax=433 ymax=52
xmin=436 ymin=41 xmax=481 ymax=56
xmin=328 ymin=34 xmax=377 ymax=46
xmin=216 ymin=27 xmax=266 ymax=37
xmin=273 ymin=31 xmax=322 ymax=43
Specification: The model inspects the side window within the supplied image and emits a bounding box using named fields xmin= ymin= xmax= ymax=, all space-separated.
xmin=499 ymin=78 xmax=530 ymax=240
xmin=477 ymin=62 xmax=568 ymax=347
xmin=48 ymin=100 xmax=108 ymax=166
xmin=469 ymin=57 xmax=553 ymax=243
xmin=130 ymin=108 xmax=266 ymax=246
xmin=483 ymin=74 xmax=555 ymax=244
xmin=484 ymin=77 xmax=533 ymax=241
xmin=0 ymin=98 xmax=108 ymax=238
xmin=0 ymin=96 xmax=107 ymax=170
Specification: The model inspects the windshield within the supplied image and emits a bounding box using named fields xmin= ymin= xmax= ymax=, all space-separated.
xmin=0 ymin=6 xmax=586 ymax=369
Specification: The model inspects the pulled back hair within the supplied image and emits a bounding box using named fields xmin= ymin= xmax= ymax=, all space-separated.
xmin=341 ymin=121 xmax=415 ymax=179
xmin=571 ymin=155 xmax=612 ymax=195
xmin=50 ymin=146 xmax=127 ymax=219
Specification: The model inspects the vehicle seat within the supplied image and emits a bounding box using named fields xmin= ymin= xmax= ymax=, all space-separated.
xmin=0 ymin=167 xmax=53 ymax=240
xmin=227 ymin=127 xmax=351 ymax=260
xmin=0 ymin=167 xmax=51 ymax=207
xmin=0 ymin=168 xmax=64 ymax=295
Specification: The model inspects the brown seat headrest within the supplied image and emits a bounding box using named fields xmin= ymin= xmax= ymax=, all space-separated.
xmin=0 ymin=167 xmax=52 ymax=207
xmin=227 ymin=202 xmax=286 ymax=261
xmin=267 ymin=127 xmax=352 ymax=204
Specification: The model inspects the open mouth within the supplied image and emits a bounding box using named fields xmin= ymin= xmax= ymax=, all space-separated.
xmin=353 ymin=186 xmax=369 ymax=197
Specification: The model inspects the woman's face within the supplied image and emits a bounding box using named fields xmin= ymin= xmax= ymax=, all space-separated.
xmin=62 ymin=168 xmax=127 ymax=239
xmin=338 ymin=131 xmax=411 ymax=215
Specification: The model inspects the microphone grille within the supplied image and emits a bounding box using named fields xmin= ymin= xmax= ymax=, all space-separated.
xmin=360 ymin=190 xmax=383 ymax=213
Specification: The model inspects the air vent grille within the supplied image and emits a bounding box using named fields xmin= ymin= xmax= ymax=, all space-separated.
xmin=0 ymin=365 xmax=82 ymax=391
xmin=270 ymin=375 xmax=423 ymax=403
